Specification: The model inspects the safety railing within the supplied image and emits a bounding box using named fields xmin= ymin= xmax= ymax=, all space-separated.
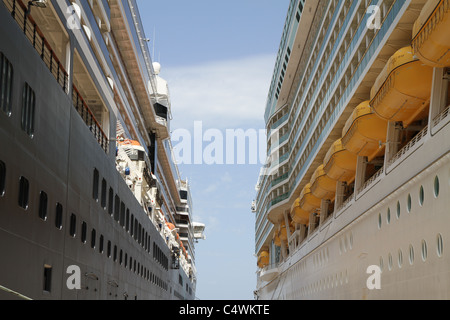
xmin=72 ymin=85 xmax=109 ymax=153
xmin=2 ymin=0 xmax=69 ymax=93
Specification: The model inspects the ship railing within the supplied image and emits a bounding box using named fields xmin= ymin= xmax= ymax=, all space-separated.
xmin=72 ymin=85 xmax=109 ymax=153
xmin=432 ymin=104 xmax=450 ymax=133
xmin=357 ymin=166 xmax=384 ymax=195
xmin=335 ymin=193 xmax=354 ymax=214
xmin=412 ymin=0 xmax=449 ymax=54
xmin=2 ymin=0 xmax=68 ymax=93
xmin=387 ymin=125 xmax=428 ymax=171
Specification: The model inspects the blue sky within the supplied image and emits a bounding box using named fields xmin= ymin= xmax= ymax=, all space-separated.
xmin=136 ymin=0 xmax=290 ymax=300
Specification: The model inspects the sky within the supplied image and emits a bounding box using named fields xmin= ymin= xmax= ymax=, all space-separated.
xmin=136 ymin=0 xmax=290 ymax=300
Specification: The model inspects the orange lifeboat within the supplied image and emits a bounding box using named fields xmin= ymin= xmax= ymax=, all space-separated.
xmin=412 ymin=0 xmax=450 ymax=68
xmin=370 ymin=46 xmax=433 ymax=127
xmin=279 ymin=222 xmax=293 ymax=242
xmin=341 ymin=101 xmax=388 ymax=161
xmin=118 ymin=139 xmax=141 ymax=146
xmin=310 ymin=164 xmax=337 ymax=200
xmin=299 ymin=183 xmax=321 ymax=213
xmin=290 ymin=197 xmax=310 ymax=225
xmin=257 ymin=251 xmax=270 ymax=268
xmin=273 ymin=232 xmax=281 ymax=247
xmin=166 ymin=222 xmax=176 ymax=230
xmin=323 ymin=139 xmax=357 ymax=183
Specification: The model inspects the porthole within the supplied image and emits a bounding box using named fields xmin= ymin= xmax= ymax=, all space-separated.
xmin=434 ymin=176 xmax=440 ymax=198
xmin=407 ymin=194 xmax=412 ymax=213
xmin=388 ymin=253 xmax=393 ymax=271
xmin=421 ymin=240 xmax=428 ymax=262
xmin=398 ymin=249 xmax=403 ymax=268
xmin=386 ymin=208 xmax=391 ymax=224
xmin=419 ymin=186 xmax=424 ymax=206
xmin=396 ymin=201 xmax=401 ymax=219
xmin=379 ymin=256 xmax=384 ymax=271
xmin=378 ymin=213 xmax=382 ymax=229
xmin=409 ymin=245 xmax=415 ymax=265
xmin=437 ymin=234 xmax=443 ymax=258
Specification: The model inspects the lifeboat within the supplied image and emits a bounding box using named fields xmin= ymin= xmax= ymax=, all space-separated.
xmin=412 ymin=0 xmax=450 ymax=68
xmin=279 ymin=222 xmax=293 ymax=242
xmin=257 ymin=251 xmax=270 ymax=268
xmin=290 ymin=197 xmax=310 ymax=225
xmin=310 ymin=164 xmax=337 ymax=200
xmin=166 ymin=222 xmax=176 ymax=230
xmin=341 ymin=101 xmax=388 ymax=161
xmin=299 ymin=183 xmax=321 ymax=213
xmin=323 ymin=139 xmax=357 ymax=183
xmin=118 ymin=139 xmax=141 ymax=146
xmin=370 ymin=46 xmax=433 ymax=127
xmin=273 ymin=232 xmax=281 ymax=247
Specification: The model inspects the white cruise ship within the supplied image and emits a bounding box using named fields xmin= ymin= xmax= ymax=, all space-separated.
xmin=0 ymin=0 xmax=205 ymax=300
xmin=254 ymin=0 xmax=450 ymax=299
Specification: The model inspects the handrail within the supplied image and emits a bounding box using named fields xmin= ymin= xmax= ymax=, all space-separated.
xmin=72 ymin=85 xmax=109 ymax=153
xmin=2 ymin=0 xmax=69 ymax=93
xmin=412 ymin=0 xmax=449 ymax=46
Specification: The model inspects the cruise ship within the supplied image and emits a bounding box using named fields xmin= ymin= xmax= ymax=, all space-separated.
xmin=254 ymin=0 xmax=450 ymax=299
xmin=0 ymin=0 xmax=205 ymax=300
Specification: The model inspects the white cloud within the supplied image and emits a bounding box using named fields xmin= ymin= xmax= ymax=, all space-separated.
xmin=162 ymin=54 xmax=276 ymax=130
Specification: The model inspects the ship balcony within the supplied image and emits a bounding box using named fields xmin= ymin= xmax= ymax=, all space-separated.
xmin=258 ymin=263 xmax=279 ymax=282
xmin=2 ymin=0 xmax=110 ymax=153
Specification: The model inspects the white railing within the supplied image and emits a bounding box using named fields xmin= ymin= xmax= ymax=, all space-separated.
xmin=387 ymin=125 xmax=428 ymax=170
xmin=357 ymin=167 xmax=384 ymax=194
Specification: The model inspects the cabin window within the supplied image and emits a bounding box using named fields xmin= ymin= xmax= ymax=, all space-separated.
xmin=120 ymin=202 xmax=125 ymax=227
xmin=101 ymin=179 xmax=107 ymax=209
xmin=81 ymin=221 xmax=87 ymax=244
xmin=114 ymin=195 xmax=120 ymax=222
xmin=69 ymin=213 xmax=76 ymax=237
xmin=38 ymin=191 xmax=48 ymax=221
xmin=55 ymin=203 xmax=63 ymax=229
xmin=125 ymin=209 xmax=130 ymax=232
xmin=92 ymin=168 xmax=99 ymax=201
xmin=434 ymin=176 xmax=440 ymax=198
xmin=18 ymin=176 xmax=29 ymax=210
xmin=21 ymin=83 xmax=35 ymax=137
xmin=0 ymin=52 xmax=13 ymax=116
xmin=108 ymin=187 xmax=113 ymax=215
xmin=0 ymin=160 xmax=6 ymax=196
xmin=43 ymin=265 xmax=52 ymax=293
xmin=99 ymin=235 xmax=104 ymax=253
xmin=107 ymin=240 xmax=111 ymax=258
xmin=91 ymin=228 xmax=96 ymax=249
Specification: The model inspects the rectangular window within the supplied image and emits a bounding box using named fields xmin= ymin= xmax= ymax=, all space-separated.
xmin=69 ymin=213 xmax=76 ymax=237
xmin=38 ymin=191 xmax=48 ymax=221
xmin=81 ymin=221 xmax=87 ymax=244
xmin=91 ymin=228 xmax=96 ymax=249
xmin=55 ymin=203 xmax=63 ymax=230
xmin=99 ymin=235 xmax=104 ymax=253
xmin=108 ymin=187 xmax=113 ymax=215
xmin=114 ymin=195 xmax=120 ymax=222
xmin=0 ymin=52 xmax=13 ymax=116
xmin=92 ymin=168 xmax=99 ymax=201
xmin=21 ymin=83 xmax=35 ymax=137
xmin=43 ymin=265 xmax=52 ymax=293
xmin=101 ymin=179 xmax=106 ymax=209
xmin=0 ymin=160 xmax=5 ymax=196
xmin=18 ymin=176 xmax=29 ymax=210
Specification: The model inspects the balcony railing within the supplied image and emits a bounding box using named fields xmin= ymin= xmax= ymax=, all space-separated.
xmin=2 ymin=0 xmax=109 ymax=153
xmin=72 ymin=85 xmax=109 ymax=153
xmin=2 ymin=0 xmax=69 ymax=93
